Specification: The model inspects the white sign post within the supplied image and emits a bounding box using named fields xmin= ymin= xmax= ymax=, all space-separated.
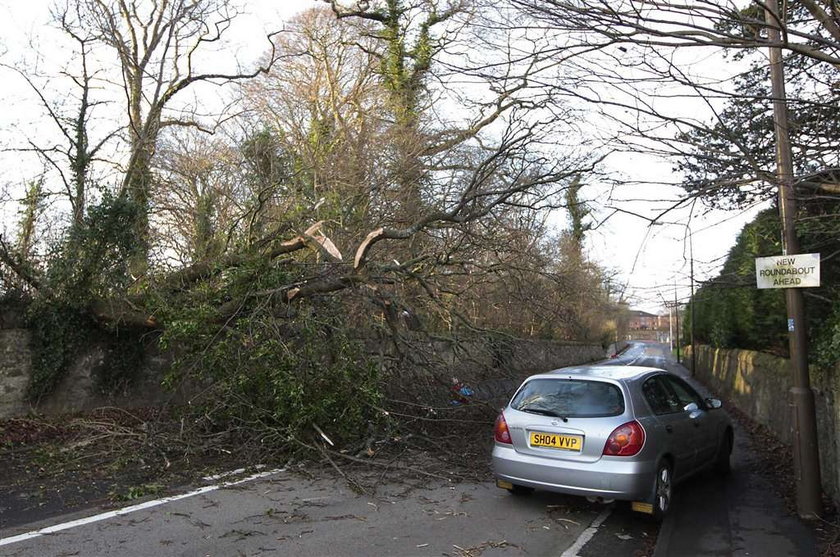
xmin=755 ymin=253 xmax=821 ymax=289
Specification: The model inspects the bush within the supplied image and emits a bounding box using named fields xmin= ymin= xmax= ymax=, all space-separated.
xmin=155 ymin=261 xmax=382 ymax=448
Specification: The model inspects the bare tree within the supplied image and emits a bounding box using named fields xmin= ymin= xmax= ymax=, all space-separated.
xmin=152 ymin=129 xmax=240 ymax=265
xmin=148 ymin=5 xmax=604 ymax=342
xmin=0 ymin=17 xmax=113 ymax=230
xmin=0 ymin=0 xmax=283 ymax=290
xmin=0 ymin=178 xmax=45 ymax=292
xmin=506 ymin=0 xmax=840 ymax=209
xmin=0 ymin=3 xmax=120 ymax=292
xmin=73 ymin=0 xmax=279 ymax=268
xmin=324 ymin=0 xmax=487 ymax=225
xmin=3 ymin=1 xmax=608 ymax=345
xmin=241 ymin=8 xmax=387 ymax=248
xmin=511 ymin=0 xmax=840 ymax=65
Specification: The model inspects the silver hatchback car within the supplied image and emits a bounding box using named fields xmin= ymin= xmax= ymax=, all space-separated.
xmin=491 ymin=366 xmax=732 ymax=519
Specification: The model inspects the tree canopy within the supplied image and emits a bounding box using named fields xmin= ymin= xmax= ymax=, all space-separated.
xmin=0 ymin=2 xmax=617 ymax=437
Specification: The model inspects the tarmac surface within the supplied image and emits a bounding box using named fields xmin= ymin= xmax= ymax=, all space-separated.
xmin=0 ymin=341 xmax=819 ymax=556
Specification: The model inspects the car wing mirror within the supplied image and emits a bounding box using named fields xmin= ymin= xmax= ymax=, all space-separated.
xmin=705 ymin=398 xmax=722 ymax=410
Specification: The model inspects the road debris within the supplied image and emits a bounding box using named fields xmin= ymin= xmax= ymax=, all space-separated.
xmin=616 ymin=533 xmax=633 ymax=540
xmin=451 ymin=539 xmax=516 ymax=557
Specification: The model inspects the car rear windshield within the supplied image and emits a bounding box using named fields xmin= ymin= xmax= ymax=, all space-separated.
xmin=510 ymin=379 xmax=625 ymax=418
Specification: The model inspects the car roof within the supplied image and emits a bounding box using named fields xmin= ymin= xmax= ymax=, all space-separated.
xmin=526 ymin=365 xmax=664 ymax=383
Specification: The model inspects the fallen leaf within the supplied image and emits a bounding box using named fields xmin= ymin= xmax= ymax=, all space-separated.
xmin=616 ymin=533 xmax=633 ymax=540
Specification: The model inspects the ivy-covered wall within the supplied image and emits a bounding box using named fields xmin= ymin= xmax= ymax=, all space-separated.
xmin=0 ymin=327 xmax=174 ymax=418
xmin=0 ymin=322 xmax=606 ymax=419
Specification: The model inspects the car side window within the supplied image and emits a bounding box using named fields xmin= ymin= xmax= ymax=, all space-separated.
xmin=662 ymin=376 xmax=704 ymax=410
xmin=642 ymin=377 xmax=677 ymax=415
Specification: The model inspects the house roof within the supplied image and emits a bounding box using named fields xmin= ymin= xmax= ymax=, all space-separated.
xmin=629 ymin=310 xmax=658 ymax=318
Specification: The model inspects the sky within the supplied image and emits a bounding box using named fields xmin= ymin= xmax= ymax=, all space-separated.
xmin=586 ymin=151 xmax=766 ymax=313
xmin=0 ymin=0 xmax=767 ymax=314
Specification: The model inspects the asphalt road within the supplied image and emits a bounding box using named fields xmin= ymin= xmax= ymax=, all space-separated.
xmin=0 ymin=469 xmax=661 ymax=557
xmin=601 ymin=340 xmax=675 ymax=372
xmin=0 ymin=344 xmax=676 ymax=557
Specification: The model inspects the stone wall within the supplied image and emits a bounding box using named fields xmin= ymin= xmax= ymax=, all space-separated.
xmin=404 ymin=337 xmax=605 ymax=379
xmin=0 ymin=329 xmax=32 ymax=417
xmin=1 ymin=325 xmax=607 ymax=419
xmin=688 ymin=344 xmax=840 ymax=506
xmin=0 ymin=328 xmax=175 ymax=419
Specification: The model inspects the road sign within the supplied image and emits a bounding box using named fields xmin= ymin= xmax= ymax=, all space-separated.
xmin=755 ymin=253 xmax=820 ymax=289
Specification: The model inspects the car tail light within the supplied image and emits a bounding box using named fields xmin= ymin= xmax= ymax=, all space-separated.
xmin=494 ymin=413 xmax=512 ymax=444
xmin=603 ymin=420 xmax=645 ymax=456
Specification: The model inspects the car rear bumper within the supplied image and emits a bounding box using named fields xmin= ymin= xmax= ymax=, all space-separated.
xmin=491 ymin=444 xmax=656 ymax=501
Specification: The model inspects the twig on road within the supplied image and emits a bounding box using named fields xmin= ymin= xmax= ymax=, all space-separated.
xmin=313 ymin=440 xmax=369 ymax=496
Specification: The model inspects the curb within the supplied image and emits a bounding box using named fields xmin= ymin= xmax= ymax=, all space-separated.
xmin=651 ymin=509 xmax=676 ymax=557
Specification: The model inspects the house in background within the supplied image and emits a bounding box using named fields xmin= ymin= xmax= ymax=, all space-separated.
xmin=626 ymin=309 xmax=674 ymax=342
xmin=628 ymin=310 xmax=658 ymax=331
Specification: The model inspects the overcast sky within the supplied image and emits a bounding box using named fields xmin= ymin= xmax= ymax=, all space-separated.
xmin=0 ymin=0 xmax=766 ymax=314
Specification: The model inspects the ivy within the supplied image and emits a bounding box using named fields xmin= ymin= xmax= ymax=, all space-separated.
xmin=27 ymin=301 xmax=96 ymax=400
xmin=26 ymin=193 xmax=146 ymax=401
xmin=814 ymin=305 xmax=840 ymax=369
xmin=96 ymin=330 xmax=149 ymax=395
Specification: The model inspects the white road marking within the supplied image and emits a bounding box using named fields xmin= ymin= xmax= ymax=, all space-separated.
xmin=560 ymin=507 xmax=613 ymax=557
xmin=559 ymin=341 xmax=647 ymax=555
xmin=0 ymin=468 xmax=285 ymax=548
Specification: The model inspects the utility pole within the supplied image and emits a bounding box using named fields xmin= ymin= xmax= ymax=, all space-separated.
xmin=673 ymin=284 xmax=680 ymax=364
xmin=668 ymin=304 xmax=674 ymax=352
xmin=689 ymin=232 xmax=697 ymax=376
xmin=765 ymin=0 xmax=822 ymax=519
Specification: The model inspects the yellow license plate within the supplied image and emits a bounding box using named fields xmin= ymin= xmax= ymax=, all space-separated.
xmin=632 ymin=502 xmax=654 ymax=514
xmin=529 ymin=432 xmax=583 ymax=452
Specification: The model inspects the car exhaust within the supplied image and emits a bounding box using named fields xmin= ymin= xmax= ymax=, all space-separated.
xmin=586 ymin=496 xmax=615 ymax=504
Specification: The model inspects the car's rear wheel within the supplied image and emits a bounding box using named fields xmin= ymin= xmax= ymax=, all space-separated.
xmin=651 ymin=461 xmax=673 ymax=521
xmin=507 ymin=484 xmax=535 ymax=496
xmin=715 ymin=429 xmax=733 ymax=475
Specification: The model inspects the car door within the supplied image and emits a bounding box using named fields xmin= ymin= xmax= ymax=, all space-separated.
xmin=660 ymin=375 xmax=716 ymax=468
xmin=641 ymin=375 xmax=697 ymax=479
